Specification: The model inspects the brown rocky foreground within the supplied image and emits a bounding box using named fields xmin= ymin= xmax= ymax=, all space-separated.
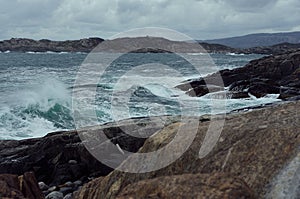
xmin=0 ymin=101 xmax=299 ymax=198
xmin=75 ymin=100 xmax=300 ymax=199
xmin=0 ymin=172 xmax=43 ymax=199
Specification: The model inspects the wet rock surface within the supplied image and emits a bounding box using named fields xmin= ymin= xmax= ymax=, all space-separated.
xmin=177 ymin=50 xmax=300 ymax=100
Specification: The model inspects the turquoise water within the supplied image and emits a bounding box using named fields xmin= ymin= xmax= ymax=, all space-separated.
xmin=0 ymin=52 xmax=279 ymax=139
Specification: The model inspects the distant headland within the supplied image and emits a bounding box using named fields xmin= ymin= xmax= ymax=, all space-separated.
xmin=1 ymin=35 xmax=300 ymax=55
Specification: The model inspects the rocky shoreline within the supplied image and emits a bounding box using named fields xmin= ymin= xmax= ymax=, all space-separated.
xmin=0 ymin=48 xmax=300 ymax=198
xmin=1 ymin=101 xmax=299 ymax=198
xmin=177 ymin=49 xmax=300 ymax=101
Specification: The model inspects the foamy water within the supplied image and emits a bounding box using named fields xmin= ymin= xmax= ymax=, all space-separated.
xmin=0 ymin=52 xmax=278 ymax=140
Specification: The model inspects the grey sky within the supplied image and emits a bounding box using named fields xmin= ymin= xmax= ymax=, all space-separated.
xmin=0 ymin=0 xmax=299 ymax=40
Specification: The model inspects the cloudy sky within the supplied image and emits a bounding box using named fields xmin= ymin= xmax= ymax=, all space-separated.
xmin=0 ymin=0 xmax=300 ymax=41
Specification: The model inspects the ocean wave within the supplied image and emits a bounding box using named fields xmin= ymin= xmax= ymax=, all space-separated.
xmin=0 ymin=78 xmax=73 ymax=140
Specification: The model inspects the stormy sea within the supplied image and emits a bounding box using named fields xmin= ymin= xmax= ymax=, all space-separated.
xmin=0 ymin=51 xmax=280 ymax=140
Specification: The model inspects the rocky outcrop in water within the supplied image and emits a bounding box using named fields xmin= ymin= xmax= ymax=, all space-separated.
xmin=177 ymin=50 xmax=300 ymax=100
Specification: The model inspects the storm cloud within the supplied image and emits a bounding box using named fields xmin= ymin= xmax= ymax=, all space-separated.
xmin=0 ymin=0 xmax=299 ymax=40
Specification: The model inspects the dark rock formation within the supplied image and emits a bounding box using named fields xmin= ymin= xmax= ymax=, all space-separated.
xmin=0 ymin=37 xmax=104 ymax=53
xmin=177 ymin=50 xmax=300 ymax=100
xmin=75 ymin=101 xmax=300 ymax=198
xmin=0 ymin=172 xmax=43 ymax=199
xmin=0 ymin=130 xmax=108 ymax=186
xmin=0 ymin=117 xmax=175 ymax=186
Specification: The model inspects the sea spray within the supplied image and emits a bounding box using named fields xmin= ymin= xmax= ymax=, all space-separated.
xmin=0 ymin=77 xmax=73 ymax=139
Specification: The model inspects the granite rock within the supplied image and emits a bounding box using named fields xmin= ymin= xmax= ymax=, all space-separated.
xmin=76 ymin=101 xmax=300 ymax=198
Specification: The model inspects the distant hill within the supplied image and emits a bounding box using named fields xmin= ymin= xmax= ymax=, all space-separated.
xmin=96 ymin=37 xmax=236 ymax=53
xmin=205 ymin=31 xmax=300 ymax=48
xmin=0 ymin=37 xmax=235 ymax=53
xmin=240 ymin=42 xmax=300 ymax=55
xmin=1 ymin=36 xmax=299 ymax=55
xmin=0 ymin=37 xmax=104 ymax=53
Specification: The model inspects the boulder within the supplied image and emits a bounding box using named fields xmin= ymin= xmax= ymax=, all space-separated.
xmin=76 ymin=101 xmax=300 ymax=198
xmin=46 ymin=191 xmax=63 ymax=199
xmin=38 ymin=182 xmax=49 ymax=191
xmin=18 ymin=172 xmax=44 ymax=199
xmin=0 ymin=174 xmax=24 ymax=198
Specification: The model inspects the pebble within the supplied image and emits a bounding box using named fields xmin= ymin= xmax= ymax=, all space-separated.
xmin=60 ymin=187 xmax=73 ymax=195
xmin=43 ymin=190 xmax=51 ymax=196
xmin=46 ymin=191 xmax=63 ymax=199
xmin=45 ymin=177 xmax=88 ymax=199
xmin=73 ymin=180 xmax=82 ymax=186
xmin=63 ymin=193 xmax=73 ymax=199
xmin=68 ymin=160 xmax=77 ymax=164
xmin=48 ymin=186 xmax=58 ymax=192
xmin=64 ymin=181 xmax=73 ymax=187
xmin=38 ymin=181 xmax=49 ymax=191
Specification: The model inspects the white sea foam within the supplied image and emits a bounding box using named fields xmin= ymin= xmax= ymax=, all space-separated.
xmin=226 ymin=52 xmax=245 ymax=56
xmin=0 ymin=77 xmax=71 ymax=140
